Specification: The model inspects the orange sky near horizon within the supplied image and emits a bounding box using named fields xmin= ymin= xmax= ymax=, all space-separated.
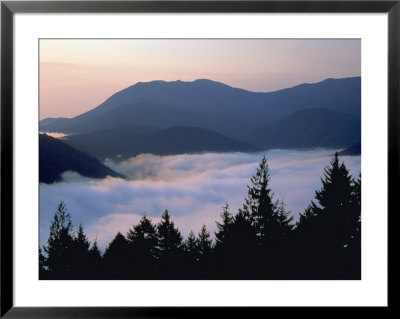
xmin=39 ymin=39 xmax=361 ymax=120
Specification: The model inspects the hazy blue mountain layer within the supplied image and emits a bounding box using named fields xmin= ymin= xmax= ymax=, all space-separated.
xmin=62 ymin=125 xmax=260 ymax=161
xmin=248 ymin=108 xmax=361 ymax=150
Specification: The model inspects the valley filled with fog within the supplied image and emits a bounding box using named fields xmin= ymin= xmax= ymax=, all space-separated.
xmin=39 ymin=149 xmax=361 ymax=250
xmin=38 ymin=40 xmax=362 ymax=280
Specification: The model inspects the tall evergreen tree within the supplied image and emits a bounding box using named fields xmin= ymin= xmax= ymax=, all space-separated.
xmin=195 ymin=225 xmax=213 ymax=278
xmin=234 ymin=156 xmax=294 ymax=277
xmin=348 ymin=172 xmax=362 ymax=277
xmin=213 ymin=203 xmax=233 ymax=276
xmin=225 ymin=211 xmax=259 ymax=278
xmin=70 ymin=224 xmax=91 ymax=278
xmin=241 ymin=156 xmax=293 ymax=246
xmin=296 ymin=204 xmax=318 ymax=231
xmin=350 ymin=173 xmax=361 ymax=244
xmin=102 ymin=232 xmax=130 ymax=279
xmin=296 ymin=152 xmax=361 ymax=279
xmin=43 ymin=201 xmax=75 ymax=279
xmin=353 ymin=173 xmax=361 ymax=208
xmin=39 ymin=248 xmax=47 ymax=279
xmin=196 ymin=225 xmax=212 ymax=258
xmin=88 ymin=238 xmax=103 ymax=279
xmin=215 ymin=203 xmax=234 ymax=248
xmin=126 ymin=215 xmax=158 ymax=278
xmin=270 ymin=200 xmax=294 ymax=238
xmin=246 ymin=156 xmax=275 ymax=242
xmin=74 ymin=224 xmax=90 ymax=249
xmin=184 ymin=230 xmax=198 ymax=262
xmin=310 ymin=152 xmax=356 ymax=247
xmin=157 ymin=210 xmax=183 ymax=256
xmin=156 ymin=210 xmax=184 ymax=278
xmin=126 ymin=215 xmax=158 ymax=256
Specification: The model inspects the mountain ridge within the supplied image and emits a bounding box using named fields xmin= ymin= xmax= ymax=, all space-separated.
xmin=62 ymin=125 xmax=260 ymax=162
xmin=248 ymin=108 xmax=361 ymax=150
xmin=39 ymin=133 xmax=123 ymax=183
xmin=40 ymin=77 xmax=361 ymax=140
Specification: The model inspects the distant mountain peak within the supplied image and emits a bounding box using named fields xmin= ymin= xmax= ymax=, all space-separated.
xmin=300 ymin=76 xmax=360 ymax=87
xmin=193 ymin=78 xmax=219 ymax=84
xmin=132 ymin=78 xmax=227 ymax=87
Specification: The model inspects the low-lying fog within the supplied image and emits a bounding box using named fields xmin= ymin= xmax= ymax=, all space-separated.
xmin=39 ymin=149 xmax=361 ymax=251
xmin=39 ymin=131 xmax=69 ymax=138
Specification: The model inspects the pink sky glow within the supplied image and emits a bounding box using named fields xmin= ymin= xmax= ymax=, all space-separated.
xmin=39 ymin=39 xmax=361 ymax=120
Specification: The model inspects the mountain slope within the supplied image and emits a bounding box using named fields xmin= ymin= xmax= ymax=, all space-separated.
xmin=40 ymin=77 xmax=361 ymax=140
xmin=39 ymin=134 xmax=123 ymax=183
xmin=62 ymin=125 xmax=260 ymax=161
xmin=248 ymin=108 xmax=361 ymax=150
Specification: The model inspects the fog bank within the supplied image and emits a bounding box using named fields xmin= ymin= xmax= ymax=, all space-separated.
xmin=39 ymin=149 xmax=361 ymax=251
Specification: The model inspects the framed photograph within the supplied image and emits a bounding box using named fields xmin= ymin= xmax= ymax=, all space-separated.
xmin=1 ymin=0 xmax=396 ymax=316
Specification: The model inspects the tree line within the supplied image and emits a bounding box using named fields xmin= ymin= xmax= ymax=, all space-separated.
xmin=39 ymin=153 xmax=361 ymax=280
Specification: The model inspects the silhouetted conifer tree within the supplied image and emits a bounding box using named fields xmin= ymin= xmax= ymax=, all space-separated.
xmin=184 ymin=230 xmax=198 ymax=261
xmin=263 ymin=199 xmax=293 ymax=246
xmin=74 ymin=224 xmax=90 ymax=248
xmin=242 ymin=156 xmax=293 ymax=246
xmin=296 ymin=204 xmax=318 ymax=231
xmin=70 ymin=224 xmax=91 ymax=279
xmin=351 ymin=173 xmax=361 ymax=244
xmin=156 ymin=210 xmax=184 ymax=278
xmin=226 ymin=210 xmax=258 ymax=278
xmin=88 ymin=238 xmax=103 ymax=279
xmin=43 ymin=201 xmax=75 ymax=279
xmin=347 ymin=172 xmax=361 ymax=277
xmin=195 ymin=225 xmax=213 ymax=278
xmin=126 ymin=215 xmax=158 ymax=279
xmin=235 ymin=156 xmax=294 ymax=277
xmin=215 ymin=203 xmax=234 ymax=248
xmin=312 ymin=152 xmax=356 ymax=247
xmin=348 ymin=173 xmax=361 ymax=239
xmin=182 ymin=230 xmax=200 ymax=278
xmin=213 ymin=203 xmax=233 ymax=277
xmin=296 ymin=152 xmax=361 ymax=279
xmin=263 ymin=199 xmax=294 ymax=277
xmin=102 ymin=232 xmax=130 ymax=279
xmin=245 ymin=156 xmax=275 ymax=241
xmin=353 ymin=173 xmax=361 ymax=206
xmin=157 ymin=210 xmax=183 ymax=256
xmin=196 ymin=225 xmax=212 ymax=257
xmin=39 ymin=248 xmax=47 ymax=279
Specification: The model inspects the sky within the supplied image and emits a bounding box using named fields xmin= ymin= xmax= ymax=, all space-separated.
xmin=39 ymin=39 xmax=361 ymax=120
xmin=39 ymin=149 xmax=361 ymax=251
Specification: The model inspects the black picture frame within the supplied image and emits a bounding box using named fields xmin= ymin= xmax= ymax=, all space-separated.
xmin=1 ymin=0 xmax=396 ymax=317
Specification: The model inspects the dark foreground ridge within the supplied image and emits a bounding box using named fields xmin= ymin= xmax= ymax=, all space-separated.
xmin=39 ymin=133 xmax=123 ymax=183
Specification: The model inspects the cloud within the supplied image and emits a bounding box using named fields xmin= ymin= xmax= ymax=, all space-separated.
xmin=39 ymin=149 xmax=361 ymax=250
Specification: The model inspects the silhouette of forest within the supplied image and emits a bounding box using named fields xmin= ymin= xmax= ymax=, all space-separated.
xmin=39 ymin=153 xmax=361 ymax=280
